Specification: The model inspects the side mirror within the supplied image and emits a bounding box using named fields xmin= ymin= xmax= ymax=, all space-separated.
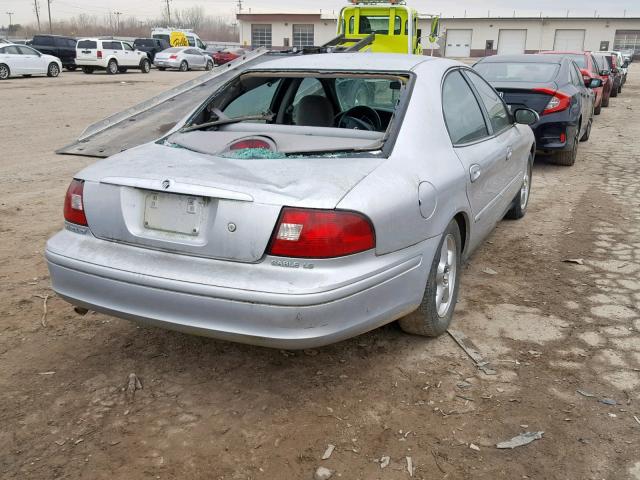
xmin=600 ymin=69 xmax=610 ymax=76
xmin=623 ymin=60 xmax=630 ymax=68
xmin=589 ymin=78 xmax=603 ymax=88
xmin=514 ymin=108 xmax=539 ymax=126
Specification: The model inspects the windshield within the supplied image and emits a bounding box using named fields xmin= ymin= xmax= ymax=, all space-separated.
xmin=168 ymin=71 xmax=411 ymax=158
xmin=152 ymin=34 xmax=170 ymax=43
xmin=475 ymin=62 xmax=560 ymax=82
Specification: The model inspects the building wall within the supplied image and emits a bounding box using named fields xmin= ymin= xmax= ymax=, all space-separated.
xmin=238 ymin=15 xmax=337 ymax=48
xmin=424 ymin=17 xmax=640 ymax=57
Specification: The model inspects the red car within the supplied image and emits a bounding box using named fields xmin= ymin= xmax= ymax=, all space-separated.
xmin=591 ymin=52 xmax=614 ymax=108
xmin=212 ymin=48 xmax=245 ymax=66
xmin=541 ymin=51 xmax=604 ymax=114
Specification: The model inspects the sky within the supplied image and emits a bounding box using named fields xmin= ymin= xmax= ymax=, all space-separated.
xmin=0 ymin=0 xmax=637 ymax=27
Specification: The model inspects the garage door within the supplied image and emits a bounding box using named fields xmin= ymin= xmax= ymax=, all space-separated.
xmin=445 ymin=29 xmax=472 ymax=57
xmin=498 ymin=29 xmax=527 ymax=55
xmin=553 ymin=29 xmax=585 ymax=51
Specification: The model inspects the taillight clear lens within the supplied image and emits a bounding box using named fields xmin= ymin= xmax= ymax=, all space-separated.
xmin=546 ymin=96 xmax=561 ymax=110
xmin=268 ymin=208 xmax=375 ymax=258
xmin=63 ymin=179 xmax=88 ymax=226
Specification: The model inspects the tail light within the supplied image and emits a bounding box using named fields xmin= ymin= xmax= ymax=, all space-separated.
xmin=63 ymin=179 xmax=88 ymax=226
xmin=169 ymin=54 xmax=178 ymax=59
xmin=267 ymin=208 xmax=375 ymax=258
xmin=96 ymin=50 xmax=102 ymax=59
xmin=533 ymin=88 xmax=571 ymax=115
xmin=229 ymin=138 xmax=273 ymax=151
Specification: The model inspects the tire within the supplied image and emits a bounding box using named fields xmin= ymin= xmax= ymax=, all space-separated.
xmin=580 ymin=117 xmax=592 ymax=142
xmin=140 ymin=59 xmax=150 ymax=73
xmin=552 ymin=127 xmax=579 ymax=166
xmin=399 ymin=220 xmax=462 ymax=337
xmin=505 ymin=153 xmax=533 ymax=220
xmin=47 ymin=62 xmax=60 ymax=77
xmin=179 ymin=60 xmax=188 ymax=72
xmin=205 ymin=60 xmax=213 ymax=71
xmin=0 ymin=63 xmax=9 ymax=80
xmin=610 ymin=84 xmax=618 ymax=97
xmin=106 ymin=59 xmax=118 ymax=75
xmin=157 ymin=67 xmax=166 ymax=71
xmin=82 ymin=66 xmax=94 ymax=74
xmin=602 ymin=94 xmax=609 ymax=107
xmin=594 ymin=104 xmax=601 ymax=115
xmin=618 ymin=84 xmax=623 ymax=94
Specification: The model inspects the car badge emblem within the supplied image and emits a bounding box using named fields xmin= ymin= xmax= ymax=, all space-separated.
xmin=162 ymin=179 xmax=171 ymax=190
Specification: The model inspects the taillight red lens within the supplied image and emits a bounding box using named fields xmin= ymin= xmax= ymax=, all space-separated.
xmin=63 ymin=179 xmax=88 ymax=226
xmin=229 ymin=139 xmax=272 ymax=151
xmin=268 ymin=208 xmax=375 ymax=258
xmin=533 ymin=88 xmax=571 ymax=115
xmin=169 ymin=54 xmax=177 ymax=59
xmin=96 ymin=50 xmax=102 ymax=59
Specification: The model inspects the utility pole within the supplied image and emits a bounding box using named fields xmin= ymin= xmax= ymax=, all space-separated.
xmin=6 ymin=12 xmax=13 ymax=35
xmin=33 ymin=0 xmax=41 ymax=31
xmin=237 ymin=0 xmax=243 ymax=12
xmin=47 ymin=0 xmax=52 ymax=33
xmin=163 ymin=0 xmax=171 ymax=25
xmin=113 ymin=11 xmax=122 ymax=33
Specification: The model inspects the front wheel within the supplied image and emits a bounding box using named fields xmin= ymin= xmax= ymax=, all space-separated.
xmin=47 ymin=62 xmax=60 ymax=77
xmin=140 ymin=58 xmax=151 ymax=73
xmin=611 ymin=84 xmax=618 ymax=97
xmin=179 ymin=60 xmax=188 ymax=72
xmin=505 ymin=154 xmax=533 ymax=220
xmin=580 ymin=117 xmax=592 ymax=142
xmin=205 ymin=60 xmax=213 ymax=71
xmin=399 ymin=220 xmax=462 ymax=337
xmin=106 ymin=59 xmax=118 ymax=75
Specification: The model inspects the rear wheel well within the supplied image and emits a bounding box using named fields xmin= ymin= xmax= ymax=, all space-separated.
xmin=453 ymin=212 xmax=468 ymax=257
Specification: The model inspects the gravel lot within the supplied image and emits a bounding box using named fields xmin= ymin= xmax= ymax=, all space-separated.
xmin=1 ymin=66 xmax=639 ymax=479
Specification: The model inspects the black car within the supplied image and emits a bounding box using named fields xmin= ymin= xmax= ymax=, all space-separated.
xmin=132 ymin=38 xmax=170 ymax=62
xmin=474 ymin=54 xmax=599 ymax=166
xmin=29 ymin=34 xmax=77 ymax=70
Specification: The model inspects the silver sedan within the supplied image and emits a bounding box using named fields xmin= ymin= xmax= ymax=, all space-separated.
xmin=153 ymin=46 xmax=213 ymax=72
xmin=46 ymin=53 xmax=537 ymax=348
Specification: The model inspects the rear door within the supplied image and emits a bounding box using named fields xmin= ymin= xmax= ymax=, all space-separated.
xmin=464 ymin=69 xmax=527 ymax=206
xmin=188 ymin=48 xmax=205 ymax=68
xmin=2 ymin=45 xmax=26 ymax=74
xmin=442 ymin=69 xmax=504 ymax=238
xmin=122 ymin=42 xmax=138 ymax=66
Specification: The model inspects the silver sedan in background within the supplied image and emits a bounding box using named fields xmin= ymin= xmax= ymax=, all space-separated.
xmin=153 ymin=47 xmax=213 ymax=72
xmin=46 ymin=53 xmax=537 ymax=349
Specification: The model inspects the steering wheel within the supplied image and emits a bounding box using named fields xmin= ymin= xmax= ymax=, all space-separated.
xmin=335 ymin=106 xmax=382 ymax=131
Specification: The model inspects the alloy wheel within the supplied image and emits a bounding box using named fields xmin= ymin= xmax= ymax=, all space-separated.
xmin=435 ymin=234 xmax=457 ymax=318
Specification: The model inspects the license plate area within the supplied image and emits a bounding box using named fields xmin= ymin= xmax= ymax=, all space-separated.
xmin=143 ymin=192 xmax=204 ymax=236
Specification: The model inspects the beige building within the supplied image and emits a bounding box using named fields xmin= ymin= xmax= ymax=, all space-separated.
xmin=236 ymin=11 xmax=640 ymax=57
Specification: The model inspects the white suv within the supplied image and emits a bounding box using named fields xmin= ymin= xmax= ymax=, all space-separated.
xmin=76 ymin=38 xmax=151 ymax=74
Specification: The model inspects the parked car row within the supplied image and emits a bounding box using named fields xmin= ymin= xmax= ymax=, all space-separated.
xmin=474 ymin=49 xmax=630 ymax=166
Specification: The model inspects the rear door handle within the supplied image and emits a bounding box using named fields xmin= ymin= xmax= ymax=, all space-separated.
xmin=470 ymin=164 xmax=482 ymax=183
xmin=506 ymin=146 xmax=513 ymax=161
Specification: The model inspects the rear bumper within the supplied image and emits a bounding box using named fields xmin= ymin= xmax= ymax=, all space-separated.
xmin=153 ymin=59 xmax=181 ymax=69
xmin=45 ymin=229 xmax=436 ymax=349
xmin=531 ymin=115 xmax=578 ymax=152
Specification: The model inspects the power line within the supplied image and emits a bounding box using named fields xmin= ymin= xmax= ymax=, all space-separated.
xmin=163 ymin=0 xmax=171 ymax=25
xmin=46 ymin=0 xmax=52 ymax=33
xmin=5 ymin=10 xmax=13 ymax=32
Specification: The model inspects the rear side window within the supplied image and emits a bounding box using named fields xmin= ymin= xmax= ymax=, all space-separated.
xmin=465 ymin=70 xmax=511 ymax=134
xmin=34 ymin=35 xmax=53 ymax=46
xmin=78 ymin=40 xmax=97 ymax=49
xmin=103 ymin=41 xmax=123 ymax=50
xmin=17 ymin=46 xmax=39 ymax=55
xmin=187 ymin=36 xmax=196 ymax=47
xmin=123 ymin=42 xmax=133 ymax=51
xmin=567 ymin=54 xmax=586 ymax=68
xmin=223 ymin=78 xmax=282 ymax=118
xmin=4 ymin=46 xmax=20 ymax=54
xmin=336 ymin=78 xmax=402 ymax=110
xmin=442 ymin=70 xmax=489 ymax=145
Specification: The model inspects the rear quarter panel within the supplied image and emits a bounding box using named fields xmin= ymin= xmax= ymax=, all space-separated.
xmin=337 ymin=61 xmax=472 ymax=256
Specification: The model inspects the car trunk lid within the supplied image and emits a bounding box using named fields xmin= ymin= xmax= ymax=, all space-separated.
xmin=78 ymin=143 xmax=383 ymax=262
xmin=490 ymin=81 xmax=558 ymax=114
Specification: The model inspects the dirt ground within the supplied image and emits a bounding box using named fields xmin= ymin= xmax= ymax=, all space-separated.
xmin=1 ymin=66 xmax=639 ymax=480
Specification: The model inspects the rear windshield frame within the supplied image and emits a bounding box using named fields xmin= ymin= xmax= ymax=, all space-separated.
xmin=177 ymin=69 xmax=416 ymax=158
xmin=77 ymin=40 xmax=97 ymax=49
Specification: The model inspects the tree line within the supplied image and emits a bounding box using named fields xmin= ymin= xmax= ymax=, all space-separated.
xmin=2 ymin=6 xmax=238 ymax=41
